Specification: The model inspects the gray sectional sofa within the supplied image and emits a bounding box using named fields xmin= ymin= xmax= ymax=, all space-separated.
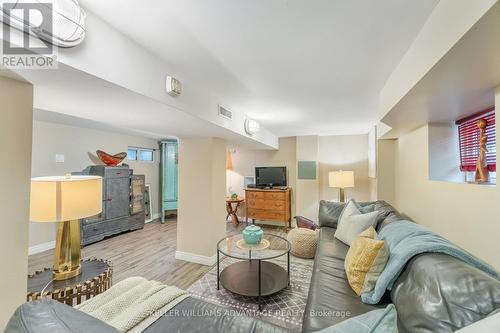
xmin=5 ymin=295 xmax=288 ymax=333
xmin=298 ymin=200 xmax=500 ymax=333
xmin=5 ymin=201 xmax=499 ymax=333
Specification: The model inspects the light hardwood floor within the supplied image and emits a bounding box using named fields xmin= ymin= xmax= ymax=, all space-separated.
xmin=28 ymin=218 xmax=287 ymax=290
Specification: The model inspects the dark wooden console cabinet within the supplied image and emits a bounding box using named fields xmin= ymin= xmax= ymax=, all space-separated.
xmin=245 ymin=188 xmax=292 ymax=230
xmin=74 ymin=165 xmax=145 ymax=245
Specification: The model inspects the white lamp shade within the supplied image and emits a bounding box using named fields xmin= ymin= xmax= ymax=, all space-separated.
xmin=30 ymin=176 xmax=102 ymax=222
xmin=329 ymin=170 xmax=354 ymax=189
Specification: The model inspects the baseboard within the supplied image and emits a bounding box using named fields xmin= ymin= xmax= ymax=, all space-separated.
xmin=29 ymin=241 xmax=55 ymax=255
xmin=146 ymin=213 xmax=161 ymax=223
xmin=175 ymin=251 xmax=217 ymax=266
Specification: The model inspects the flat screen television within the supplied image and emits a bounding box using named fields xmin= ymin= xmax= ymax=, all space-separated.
xmin=255 ymin=166 xmax=287 ymax=187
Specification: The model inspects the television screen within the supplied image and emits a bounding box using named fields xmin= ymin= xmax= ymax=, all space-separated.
xmin=255 ymin=166 xmax=287 ymax=187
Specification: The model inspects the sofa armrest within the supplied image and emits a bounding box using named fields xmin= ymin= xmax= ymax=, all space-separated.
xmin=294 ymin=216 xmax=318 ymax=230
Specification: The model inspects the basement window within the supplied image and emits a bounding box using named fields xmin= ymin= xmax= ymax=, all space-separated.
xmin=128 ymin=147 xmax=155 ymax=162
xmin=456 ymin=108 xmax=496 ymax=183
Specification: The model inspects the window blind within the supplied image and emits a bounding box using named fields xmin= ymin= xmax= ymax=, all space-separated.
xmin=456 ymin=108 xmax=496 ymax=172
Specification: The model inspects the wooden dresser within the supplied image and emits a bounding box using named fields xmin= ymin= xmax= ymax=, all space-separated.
xmin=245 ymin=188 xmax=292 ymax=230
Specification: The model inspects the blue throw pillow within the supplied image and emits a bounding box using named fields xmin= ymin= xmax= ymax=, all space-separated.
xmin=317 ymin=304 xmax=398 ymax=333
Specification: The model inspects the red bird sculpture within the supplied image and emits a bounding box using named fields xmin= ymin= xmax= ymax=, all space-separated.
xmin=96 ymin=150 xmax=127 ymax=166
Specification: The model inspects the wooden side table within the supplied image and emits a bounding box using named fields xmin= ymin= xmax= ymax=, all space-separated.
xmin=27 ymin=259 xmax=112 ymax=306
xmin=226 ymin=198 xmax=245 ymax=225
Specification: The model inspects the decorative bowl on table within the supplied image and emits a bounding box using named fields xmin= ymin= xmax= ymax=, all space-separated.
xmin=242 ymin=225 xmax=263 ymax=245
xmin=96 ymin=150 xmax=127 ymax=166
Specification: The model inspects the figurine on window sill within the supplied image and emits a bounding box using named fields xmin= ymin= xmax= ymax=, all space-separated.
xmin=475 ymin=118 xmax=490 ymax=183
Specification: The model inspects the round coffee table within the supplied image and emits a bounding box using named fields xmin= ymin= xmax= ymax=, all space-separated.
xmin=216 ymin=233 xmax=291 ymax=311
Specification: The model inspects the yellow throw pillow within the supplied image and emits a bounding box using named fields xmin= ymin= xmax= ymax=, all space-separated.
xmin=344 ymin=226 xmax=389 ymax=296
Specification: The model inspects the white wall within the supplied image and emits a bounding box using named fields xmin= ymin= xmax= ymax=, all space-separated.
xmin=380 ymin=0 xmax=497 ymax=118
xmin=428 ymin=123 xmax=463 ymax=183
xmin=0 ymin=75 xmax=33 ymax=329
xmin=30 ymin=120 xmax=160 ymax=248
xmin=394 ymin=118 xmax=500 ymax=270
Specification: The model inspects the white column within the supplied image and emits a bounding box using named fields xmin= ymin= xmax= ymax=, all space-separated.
xmin=0 ymin=73 xmax=33 ymax=329
xmin=176 ymin=137 xmax=226 ymax=265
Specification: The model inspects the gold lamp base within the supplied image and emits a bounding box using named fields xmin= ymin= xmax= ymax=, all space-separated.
xmin=339 ymin=188 xmax=345 ymax=202
xmin=53 ymin=220 xmax=82 ymax=280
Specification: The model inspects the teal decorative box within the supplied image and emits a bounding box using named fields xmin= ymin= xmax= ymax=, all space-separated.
xmin=242 ymin=225 xmax=263 ymax=245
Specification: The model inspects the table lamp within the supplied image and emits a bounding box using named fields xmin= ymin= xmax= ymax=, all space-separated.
xmin=30 ymin=175 xmax=102 ymax=280
xmin=328 ymin=170 xmax=354 ymax=202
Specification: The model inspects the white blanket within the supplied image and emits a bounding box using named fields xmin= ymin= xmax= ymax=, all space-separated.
xmin=76 ymin=276 xmax=188 ymax=333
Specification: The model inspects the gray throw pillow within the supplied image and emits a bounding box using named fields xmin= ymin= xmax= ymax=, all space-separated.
xmin=318 ymin=200 xmax=345 ymax=228
xmin=359 ymin=203 xmax=375 ymax=214
xmin=318 ymin=200 xmax=377 ymax=229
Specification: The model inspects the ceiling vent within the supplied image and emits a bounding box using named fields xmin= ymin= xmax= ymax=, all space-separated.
xmin=218 ymin=105 xmax=233 ymax=120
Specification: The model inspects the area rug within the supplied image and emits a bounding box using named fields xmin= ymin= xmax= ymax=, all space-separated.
xmin=188 ymin=255 xmax=313 ymax=331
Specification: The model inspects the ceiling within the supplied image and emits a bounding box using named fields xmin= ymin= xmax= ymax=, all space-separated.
xmin=19 ymin=63 xmax=277 ymax=149
xmin=381 ymin=2 xmax=500 ymax=138
xmin=80 ymin=0 xmax=439 ymax=137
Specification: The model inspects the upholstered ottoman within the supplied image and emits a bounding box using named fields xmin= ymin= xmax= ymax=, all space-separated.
xmin=287 ymin=228 xmax=318 ymax=259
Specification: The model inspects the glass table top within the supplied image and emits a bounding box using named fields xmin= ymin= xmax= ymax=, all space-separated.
xmin=217 ymin=233 xmax=290 ymax=260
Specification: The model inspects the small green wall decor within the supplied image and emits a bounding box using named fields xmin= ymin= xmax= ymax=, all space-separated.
xmin=298 ymin=161 xmax=317 ymax=180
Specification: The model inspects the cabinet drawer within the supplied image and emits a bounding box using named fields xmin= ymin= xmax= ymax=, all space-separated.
xmin=82 ymin=221 xmax=109 ymax=237
xmin=104 ymin=167 xmax=130 ymax=179
xmin=247 ymin=199 xmax=285 ymax=210
xmin=247 ymin=209 xmax=285 ymax=221
xmin=246 ymin=191 xmax=264 ymax=200
xmin=263 ymin=192 xmax=286 ymax=201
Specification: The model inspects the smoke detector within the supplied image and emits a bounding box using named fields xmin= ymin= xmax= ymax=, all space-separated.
xmin=244 ymin=118 xmax=260 ymax=135
xmin=166 ymin=76 xmax=182 ymax=96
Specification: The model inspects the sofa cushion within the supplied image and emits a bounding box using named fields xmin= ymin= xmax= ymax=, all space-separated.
xmin=391 ymin=253 xmax=500 ymax=333
xmin=344 ymin=227 xmax=389 ymax=296
xmin=373 ymin=201 xmax=408 ymax=231
xmin=144 ymin=297 xmax=288 ymax=333
xmin=6 ymin=297 xmax=288 ymax=333
xmin=5 ymin=298 xmax=119 ymax=333
xmin=318 ymin=200 xmax=375 ymax=229
xmin=318 ymin=200 xmax=345 ymax=228
xmin=335 ymin=201 xmax=379 ymax=246
xmin=302 ymin=227 xmax=384 ymax=333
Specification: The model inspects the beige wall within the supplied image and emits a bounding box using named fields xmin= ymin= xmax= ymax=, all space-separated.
xmin=295 ymin=136 xmax=319 ymax=220
xmin=177 ymin=137 xmax=226 ymax=262
xmin=0 ymin=75 xmax=33 ymax=329
xmin=227 ymin=135 xmax=371 ymax=222
xmin=318 ymin=134 xmax=370 ymax=203
xmin=376 ymin=139 xmax=396 ymax=206
xmin=393 ymin=108 xmax=500 ymax=269
xmin=227 ymin=137 xmax=297 ymax=225
xmin=30 ymin=120 xmax=160 ymax=247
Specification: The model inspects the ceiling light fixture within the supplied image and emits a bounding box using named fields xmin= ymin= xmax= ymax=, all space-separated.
xmin=244 ymin=118 xmax=260 ymax=136
xmin=0 ymin=0 xmax=87 ymax=47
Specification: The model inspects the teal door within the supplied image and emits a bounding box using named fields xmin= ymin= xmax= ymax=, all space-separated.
xmin=161 ymin=140 xmax=178 ymax=222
